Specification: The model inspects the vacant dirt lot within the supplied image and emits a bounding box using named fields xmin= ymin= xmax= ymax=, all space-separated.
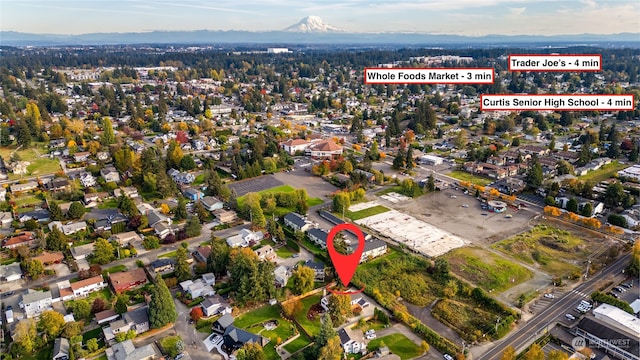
xmin=272 ymin=167 xmax=339 ymax=200
xmin=378 ymin=187 xmax=535 ymax=245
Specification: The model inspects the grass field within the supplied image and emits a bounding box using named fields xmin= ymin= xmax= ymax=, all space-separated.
xmin=367 ymin=333 xmax=423 ymax=360
xmin=346 ymin=205 xmax=390 ymax=221
xmin=102 ymin=265 xmax=127 ymax=277
xmin=234 ymin=304 xmax=306 ymax=360
xmin=0 ymin=145 xmax=61 ymax=180
xmin=237 ymin=184 xmax=323 ymax=217
xmin=159 ymin=335 xmax=183 ymax=358
xmin=98 ymin=198 xmax=119 ymax=209
xmin=293 ymin=293 xmax=323 ymax=336
xmin=21 ymin=343 xmax=53 ymax=360
xmin=275 ymin=246 xmax=295 ymax=258
xmin=578 ymin=161 xmax=627 ymax=183
xmin=447 ymin=170 xmax=492 ymax=186
xmin=283 ymin=332 xmax=312 ymax=354
xmin=158 ymin=250 xmax=178 ymax=258
xmin=492 ymin=224 xmax=586 ymax=277
xmin=444 ymin=247 xmax=534 ymax=293
xmin=193 ymin=173 xmax=206 ymax=185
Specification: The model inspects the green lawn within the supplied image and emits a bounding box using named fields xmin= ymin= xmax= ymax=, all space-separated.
xmin=25 ymin=158 xmax=62 ymax=178
xmin=275 ymin=246 xmax=296 ymax=259
xmin=159 ymin=250 xmax=178 ymax=258
xmin=83 ymin=327 xmax=103 ymax=342
xmin=283 ymin=332 xmax=312 ymax=354
xmin=367 ymin=333 xmax=424 ymax=360
xmin=444 ymin=247 xmax=534 ymax=293
xmin=447 ymin=170 xmax=492 ymax=186
xmin=14 ymin=195 xmax=44 ymax=207
xmin=293 ymin=293 xmax=323 ymax=336
xmin=578 ymin=161 xmax=627 ymax=183
xmin=68 ymin=288 xmax=113 ymax=308
xmin=0 ymin=144 xmax=61 ymax=180
xmin=236 ymin=184 xmax=323 ymax=217
xmin=346 ymin=205 xmax=390 ymax=221
xmin=159 ymin=335 xmax=182 ymax=358
xmin=234 ymin=304 xmax=299 ymax=360
xmin=102 ymin=265 xmax=127 ymax=277
xmin=193 ymin=173 xmax=206 ymax=185
xmin=98 ymin=198 xmax=119 ymax=209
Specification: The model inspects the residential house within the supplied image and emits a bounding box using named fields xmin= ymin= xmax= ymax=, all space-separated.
xmin=167 ymin=168 xmax=195 ymax=184
xmin=109 ymin=268 xmax=148 ymax=294
xmin=103 ymin=306 xmax=150 ymax=341
xmin=222 ymin=325 xmax=269 ymax=354
xmin=71 ymin=275 xmax=106 ymax=298
xmin=52 ymin=338 xmax=70 ymax=360
xmin=48 ymin=221 xmax=87 ymax=235
xmin=193 ymin=245 xmax=211 ymax=263
xmin=44 ymin=178 xmax=71 ymax=192
xmin=283 ymin=212 xmax=311 ymax=232
xmin=307 ymin=228 xmax=329 ymax=249
xmin=93 ymin=212 xmax=127 ymax=232
xmin=202 ymin=273 xmax=216 ymax=286
xmin=518 ymin=145 xmax=550 ymax=157
xmin=18 ymin=209 xmax=50 ymax=223
xmin=73 ymin=152 xmax=90 ymax=163
xmin=274 ymin=265 xmax=290 ymax=288
xmin=105 ymin=340 xmax=158 ymax=360
xmin=254 ymin=245 xmax=276 ymax=262
xmin=226 ymin=228 xmax=264 ymax=248
xmin=147 ymin=210 xmax=173 ymax=239
xmin=0 ymin=211 xmax=12 ymax=228
xmin=213 ymin=313 xmax=235 ymax=333
xmin=359 ymin=239 xmax=388 ymax=263
xmin=306 ymin=261 xmax=325 ymax=281
xmin=95 ymin=309 xmax=119 ymax=325
xmin=182 ymin=187 xmax=204 ymax=201
xmin=3 ymin=232 xmax=37 ymax=249
xmin=10 ymin=181 xmax=39 ymax=193
xmin=113 ymin=186 xmax=139 ymax=199
xmin=306 ymin=139 xmax=343 ymax=159
xmin=149 ymin=258 xmax=175 ymax=274
xmin=97 ymin=151 xmax=110 ymax=162
xmin=338 ymin=327 xmax=366 ymax=354
xmin=21 ymin=289 xmax=53 ymax=318
xmin=201 ymin=196 xmax=224 ymax=212
xmin=201 ymin=295 xmax=232 ymax=317
xmin=100 ymin=166 xmax=121 ymax=183
xmin=70 ymin=243 xmax=95 ymax=261
xmin=354 ymin=169 xmax=376 ymax=183
xmin=321 ymin=293 xmax=369 ymax=312
xmin=0 ymin=262 xmax=22 ymax=282
xmin=6 ymin=161 xmax=29 ymax=175
xmin=83 ymin=192 xmax=109 ymax=207
xmin=109 ymin=231 xmax=141 ymax=247
xmin=280 ymin=138 xmax=310 ymax=155
xmin=179 ymin=279 xmax=215 ymax=298
xmin=213 ymin=209 xmax=237 ymax=224
xmin=33 ymin=251 xmax=64 ymax=266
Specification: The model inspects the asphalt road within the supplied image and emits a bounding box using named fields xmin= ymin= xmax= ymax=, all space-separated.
xmin=476 ymin=253 xmax=631 ymax=360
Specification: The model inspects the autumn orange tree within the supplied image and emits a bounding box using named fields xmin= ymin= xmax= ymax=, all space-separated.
xmin=543 ymin=206 xmax=561 ymax=216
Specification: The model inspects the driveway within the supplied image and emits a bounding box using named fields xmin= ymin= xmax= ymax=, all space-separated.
xmin=276 ymin=246 xmax=314 ymax=268
xmin=173 ymin=297 xmax=224 ymax=360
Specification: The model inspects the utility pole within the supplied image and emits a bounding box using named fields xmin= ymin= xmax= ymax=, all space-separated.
xmin=495 ymin=316 xmax=501 ymax=335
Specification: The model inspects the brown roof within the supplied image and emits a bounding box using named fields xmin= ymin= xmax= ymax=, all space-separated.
xmin=70 ymin=275 xmax=104 ymax=291
xmin=108 ymin=268 xmax=148 ymax=293
xmin=310 ymin=140 xmax=342 ymax=152
xmin=283 ymin=139 xmax=309 ymax=146
xmin=95 ymin=309 xmax=118 ymax=323
xmin=60 ymin=287 xmax=73 ymax=298
xmin=196 ymin=245 xmax=211 ymax=259
xmin=33 ymin=251 xmax=64 ymax=265
xmin=3 ymin=232 xmax=34 ymax=247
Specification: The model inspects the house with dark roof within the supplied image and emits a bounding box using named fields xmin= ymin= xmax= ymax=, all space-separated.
xmin=149 ymin=258 xmax=175 ymax=273
xmin=103 ymin=306 xmax=150 ymax=341
xmin=213 ymin=313 xmax=235 ymax=333
xmin=18 ymin=209 xmax=50 ymax=223
xmin=283 ymin=212 xmax=311 ymax=232
xmin=359 ymin=239 xmax=388 ymax=263
xmin=338 ymin=327 xmax=365 ymax=354
xmin=201 ymin=196 xmax=224 ymax=211
xmin=305 ymin=261 xmax=325 ymax=281
xmin=307 ymin=228 xmax=329 ymax=249
xmin=222 ymin=325 xmax=269 ymax=354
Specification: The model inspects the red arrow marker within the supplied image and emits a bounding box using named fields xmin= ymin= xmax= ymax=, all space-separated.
xmin=326 ymin=223 xmax=365 ymax=287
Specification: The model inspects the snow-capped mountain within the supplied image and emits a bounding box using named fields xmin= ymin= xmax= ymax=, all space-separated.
xmin=284 ymin=16 xmax=343 ymax=33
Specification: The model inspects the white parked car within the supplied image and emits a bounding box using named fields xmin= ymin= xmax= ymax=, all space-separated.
xmin=544 ymin=293 xmax=555 ymax=299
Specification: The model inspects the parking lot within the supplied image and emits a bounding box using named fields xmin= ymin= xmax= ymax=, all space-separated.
xmin=272 ymin=165 xmax=339 ymax=200
xmin=227 ymin=175 xmax=284 ymax=197
xmin=382 ymin=188 xmax=535 ymax=245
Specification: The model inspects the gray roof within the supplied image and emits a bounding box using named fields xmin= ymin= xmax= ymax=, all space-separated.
xmin=149 ymin=258 xmax=175 ymax=270
xmin=0 ymin=262 xmax=22 ymax=280
xmin=21 ymin=289 xmax=52 ymax=304
xmin=306 ymin=261 xmax=325 ymax=271
xmin=284 ymin=212 xmax=307 ymax=228
xmin=111 ymin=340 xmax=156 ymax=360
xmin=308 ymin=228 xmax=328 ymax=244
xmin=123 ymin=306 xmax=149 ymax=326
xmin=52 ymin=337 xmax=69 ymax=359
xmin=216 ymin=313 xmax=235 ymax=329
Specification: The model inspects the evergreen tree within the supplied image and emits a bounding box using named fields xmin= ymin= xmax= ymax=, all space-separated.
xmin=525 ymin=155 xmax=543 ymax=188
xmin=48 ymin=201 xmax=64 ymax=221
xmin=184 ymin=216 xmax=202 ymax=238
xmin=101 ymin=118 xmax=116 ymax=145
xmin=207 ymin=237 xmax=231 ymax=276
xmin=149 ymin=274 xmax=178 ymax=328
xmin=581 ymin=202 xmax=593 ymax=217
xmin=629 ymin=144 xmax=639 ymax=162
xmin=566 ymin=198 xmax=578 ymax=213
xmin=173 ymin=198 xmax=188 ymax=221
xmin=115 ymin=294 xmax=129 ymax=314
xmin=392 ymin=148 xmax=406 ymax=169
xmin=174 ymin=247 xmax=191 ymax=282
xmin=46 ymin=226 xmax=68 ymax=251
xmin=66 ymin=201 xmax=86 ymax=220
xmin=316 ymin=314 xmax=337 ymax=348
xmin=406 ymin=147 xmax=415 ymax=169
xmin=426 ymin=174 xmax=436 ymax=192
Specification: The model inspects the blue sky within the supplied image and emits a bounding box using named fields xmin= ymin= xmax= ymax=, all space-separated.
xmin=1 ymin=0 xmax=639 ymax=35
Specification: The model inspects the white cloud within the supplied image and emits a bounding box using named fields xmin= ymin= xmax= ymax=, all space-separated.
xmin=509 ymin=7 xmax=526 ymax=15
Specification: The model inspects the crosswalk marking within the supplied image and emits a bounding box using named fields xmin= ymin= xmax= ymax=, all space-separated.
xmin=571 ymin=290 xmax=589 ymax=298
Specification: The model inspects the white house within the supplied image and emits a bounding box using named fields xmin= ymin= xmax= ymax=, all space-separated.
xmin=110 ymin=231 xmax=142 ymax=246
xmin=226 ymin=229 xmax=264 ymax=248
xmin=283 ymin=212 xmax=311 ymax=232
xmin=48 ymin=221 xmax=88 ymax=236
xmin=100 ymin=166 xmax=120 ymax=183
xmin=80 ymin=173 xmax=97 ymax=188
xmin=274 ymin=265 xmax=290 ymax=288
xmin=21 ymin=290 xmax=53 ymax=318
xmin=280 ymin=139 xmax=310 ymax=155
xmin=201 ymin=295 xmax=232 ymax=317
xmin=360 ymin=239 xmax=388 ymax=263
xmin=69 ymin=275 xmax=106 ymax=298
xmin=0 ymin=262 xmax=22 ymax=282
xmin=180 ymin=279 xmax=215 ymax=298
xmin=338 ymin=327 xmax=366 ymax=354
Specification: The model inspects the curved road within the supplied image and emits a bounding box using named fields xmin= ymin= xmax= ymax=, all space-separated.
xmin=476 ymin=254 xmax=630 ymax=360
